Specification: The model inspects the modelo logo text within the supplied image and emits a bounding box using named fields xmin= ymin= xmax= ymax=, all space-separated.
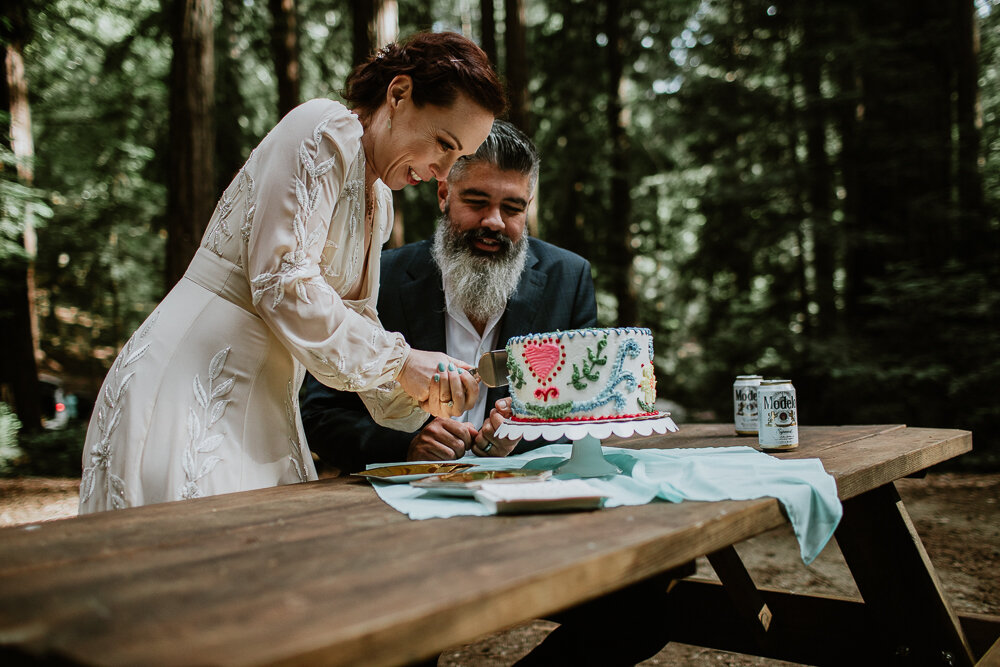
xmin=762 ymin=393 xmax=795 ymax=411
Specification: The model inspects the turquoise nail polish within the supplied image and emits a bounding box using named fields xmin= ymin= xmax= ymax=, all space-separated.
xmin=433 ymin=374 xmax=440 ymax=382
xmin=437 ymin=362 xmax=446 ymax=372
xmin=457 ymin=368 xmax=463 ymax=374
xmin=448 ymin=363 xmax=455 ymax=371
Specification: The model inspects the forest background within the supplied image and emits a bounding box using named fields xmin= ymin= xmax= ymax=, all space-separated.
xmin=1 ymin=0 xmax=998 ymax=476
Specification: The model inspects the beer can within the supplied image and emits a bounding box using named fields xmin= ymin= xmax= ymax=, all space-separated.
xmin=733 ymin=375 xmax=762 ymax=436
xmin=758 ymin=379 xmax=798 ymax=450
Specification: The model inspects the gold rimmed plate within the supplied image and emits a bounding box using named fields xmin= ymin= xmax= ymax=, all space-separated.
xmin=354 ymin=462 xmax=475 ymax=483
xmin=410 ymin=468 xmax=552 ymax=496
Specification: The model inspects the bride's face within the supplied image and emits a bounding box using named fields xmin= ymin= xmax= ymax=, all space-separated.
xmin=369 ymin=76 xmax=494 ymax=190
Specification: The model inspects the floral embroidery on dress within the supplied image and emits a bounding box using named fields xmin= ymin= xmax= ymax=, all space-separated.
xmin=307 ymin=349 xmax=362 ymax=391
xmin=238 ymin=167 xmax=257 ymax=263
xmin=180 ymin=346 xmax=235 ymax=500
xmin=283 ymin=380 xmax=308 ymax=483
xmin=321 ymin=147 xmax=364 ymax=283
xmin=205 ymin=184 xmax=237 ymax=256
xmin=251 ymin=112 xmax=344 ymax=309
xmin=80 ymin=311 xmax=160 ymax=509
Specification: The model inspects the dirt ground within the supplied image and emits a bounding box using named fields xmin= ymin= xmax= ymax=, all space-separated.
xmin=1 ymin=472 xmax=997 ymax=666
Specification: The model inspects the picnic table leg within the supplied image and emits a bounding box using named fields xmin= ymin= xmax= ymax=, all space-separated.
xmin=707 ymin=546 xmax=772 ymax=645
xmin=835 ymin=482 xmax=975 ymax=666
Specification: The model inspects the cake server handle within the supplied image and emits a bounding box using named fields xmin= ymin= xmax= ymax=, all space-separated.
xmin=471 ymin=350 xmax=509 ymax=388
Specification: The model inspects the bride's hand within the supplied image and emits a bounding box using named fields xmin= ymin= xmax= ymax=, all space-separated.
xmin=398 ymin=349 xmax=480 ymax=418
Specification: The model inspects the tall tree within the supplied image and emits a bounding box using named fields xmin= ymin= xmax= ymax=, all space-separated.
xmin=796 ymin=3 xmax=838 ymax=333
xmin=953 ymin=0 xmax=985 ymax=244
xmin=480 ymin=0 xmax=498 ymax=67
xmin=352 ymin=0 xmax=403 ymax=245
xmin=216 ymin=0 xmax=251 ymax=191
xmin=269 ymin=0 xmax=300 ymax=118
xmin=605 ymin=0 xmax=637 ymax=325
xmin=0 ymin=0 xmax=42 ymax=430
xmin=353 ymin=0 xmax=398 ymax=66
xmin=165 ymin=0 xmax=216 ymax=288
xmin=504 ymin=0 xmax=530 ymax=134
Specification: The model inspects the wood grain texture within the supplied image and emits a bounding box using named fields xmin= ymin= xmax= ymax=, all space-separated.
xmin=0 ymin=425 xmax=972 ymax=666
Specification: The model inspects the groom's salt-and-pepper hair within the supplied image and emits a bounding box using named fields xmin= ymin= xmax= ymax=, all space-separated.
xmin=448 ymin=119 xmax=540 ymax=190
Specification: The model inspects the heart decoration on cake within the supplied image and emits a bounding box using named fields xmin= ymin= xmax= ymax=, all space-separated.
xmin=522 ymin=341 xmax=564 ymax=385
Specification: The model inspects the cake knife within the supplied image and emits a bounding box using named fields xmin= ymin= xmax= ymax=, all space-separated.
xmin=470 ymin=350 xmax=509 ymax=387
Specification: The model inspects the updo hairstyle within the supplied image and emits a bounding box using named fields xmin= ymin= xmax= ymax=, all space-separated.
xmin=344 ymin=32 xmax=507 ymax=119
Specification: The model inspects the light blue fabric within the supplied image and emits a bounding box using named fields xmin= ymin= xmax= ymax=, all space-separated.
xmin=366 ymin=444 xmax=842 ymax=565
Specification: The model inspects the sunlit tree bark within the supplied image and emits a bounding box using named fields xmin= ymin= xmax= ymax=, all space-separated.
xmin=352 ymin=0 xmax=404 ymax=247
xmin=353 ymin=0 xmax=397 ymax=66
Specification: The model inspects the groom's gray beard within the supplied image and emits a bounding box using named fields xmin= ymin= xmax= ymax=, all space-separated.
xmin=431 ymin=215 xmax=528 ymax=324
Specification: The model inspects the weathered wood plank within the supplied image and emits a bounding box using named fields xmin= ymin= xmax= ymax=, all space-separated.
xmin=1 ymin=497 xmax=788 ymax=666
xmin=0 ymin=425 xmax=973 ymax=666
xmin=816 ymin=427 xmax=972 ymax=500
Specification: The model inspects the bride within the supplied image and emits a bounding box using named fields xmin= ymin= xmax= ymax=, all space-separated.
xmin=79 ymin=32 xmax=505 ymax=513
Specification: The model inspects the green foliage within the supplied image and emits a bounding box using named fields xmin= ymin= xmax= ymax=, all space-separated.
xmin=9 ymin=0 xmax=1000 ymax=474
xmin=0 ymin=403 xmax=23 ymax=473
xmin=5 ymin=423 xmax=88 ymax=478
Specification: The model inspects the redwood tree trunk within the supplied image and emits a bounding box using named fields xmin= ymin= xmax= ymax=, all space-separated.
xmin=269 ymin=0 xmax=300 ymax=118
xmin=800 ymin=11 xmax=837 ymax=331
xmin=215 ymin=0 xmax=249 ymax=191
xmin=166 ymin=0 xmax=216 ymax=289
xmin=353 ymin=0 xmax=377 ymax=66
xmin=480 ymin=0 xmax=497 ymax=67
xmin=953 ymin=0 xmax=985 ymax=247
xmin=1 ymin=2 xmax=43 ymax=431
xmin=605 ymin=0 xmax=636 ymax=326
xmin=504 ymin=0 xmax=530 ymax=134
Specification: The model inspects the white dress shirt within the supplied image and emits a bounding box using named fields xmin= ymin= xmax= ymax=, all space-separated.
xmin=442 ymin=283 xmax=502 ymax=427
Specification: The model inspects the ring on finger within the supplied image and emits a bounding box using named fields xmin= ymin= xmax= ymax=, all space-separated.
xmin=481 ymin=439 xmax=494 ymax=454
xmin=447 ymin=400 xmax=454 ymax=408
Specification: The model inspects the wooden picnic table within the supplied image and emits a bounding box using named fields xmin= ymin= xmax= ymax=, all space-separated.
xmin=0 ymin=424 xmax=997 ymax=666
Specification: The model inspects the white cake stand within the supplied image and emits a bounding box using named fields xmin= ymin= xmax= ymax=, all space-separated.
xmin=495 ymin=412 xmax=679 ymax=478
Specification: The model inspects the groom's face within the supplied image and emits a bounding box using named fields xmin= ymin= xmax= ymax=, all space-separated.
xmin=436 ymin=162 xmax=532 ymax=256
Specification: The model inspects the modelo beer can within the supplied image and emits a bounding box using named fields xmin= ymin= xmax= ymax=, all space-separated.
xmin=758 ymin=379 xmax=798 ymax=450
xmin=733 ymin=375 xmax=762 ymax=436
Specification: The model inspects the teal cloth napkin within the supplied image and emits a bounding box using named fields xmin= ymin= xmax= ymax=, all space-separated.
xmin=365 ymin=444 xmax=842 ymax=565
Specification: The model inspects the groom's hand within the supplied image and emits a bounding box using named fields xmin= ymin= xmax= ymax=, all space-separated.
xmin=407 ymin=418 xmax=477 ymax=461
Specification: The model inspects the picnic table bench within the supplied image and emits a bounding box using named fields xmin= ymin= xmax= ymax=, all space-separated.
xmin=1 ymin=424 xmax=997 ymax=665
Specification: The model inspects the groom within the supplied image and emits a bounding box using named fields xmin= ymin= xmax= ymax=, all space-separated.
xmin=300 ymin=120 xmax=597 ymax=472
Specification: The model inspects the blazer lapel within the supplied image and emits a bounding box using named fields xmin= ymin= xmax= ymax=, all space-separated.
xmin=398 ymin=250 xmax=447 ymax=352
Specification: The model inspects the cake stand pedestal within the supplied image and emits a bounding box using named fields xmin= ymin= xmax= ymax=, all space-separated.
xmin=495 ymin=413 xmax=679 ymax=478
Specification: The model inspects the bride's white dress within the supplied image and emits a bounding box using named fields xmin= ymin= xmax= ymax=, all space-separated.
xmin=79 ymin=99 xmax=426 ymax=513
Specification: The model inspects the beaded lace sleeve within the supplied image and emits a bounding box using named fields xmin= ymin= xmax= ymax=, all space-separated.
xmin=244 ymin=100 xmax=417 ymax=407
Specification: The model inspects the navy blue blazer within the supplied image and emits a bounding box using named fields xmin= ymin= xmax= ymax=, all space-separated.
xmin=300 ymin=237 xmax=598 ymax=473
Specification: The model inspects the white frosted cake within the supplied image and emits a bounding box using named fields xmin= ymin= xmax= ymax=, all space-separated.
xmin=506 ymin=327 xmax=658 ymax=423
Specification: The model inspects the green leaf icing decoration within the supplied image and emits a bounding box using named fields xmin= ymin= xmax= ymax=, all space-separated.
xmin=569 ymin=336 xmax=608 ymax=390
xmin=507 ymin=352 xmax=526 ymax=389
